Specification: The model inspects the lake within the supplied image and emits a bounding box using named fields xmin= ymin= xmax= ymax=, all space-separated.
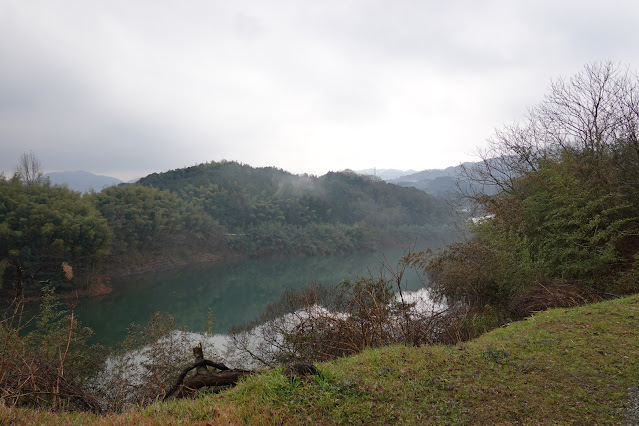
xmin=74 ymin=238 xmax=453 ymax=346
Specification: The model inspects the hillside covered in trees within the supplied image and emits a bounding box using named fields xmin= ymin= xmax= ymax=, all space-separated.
xmin=0 ymin=162 xmax=453 ymax=296
xmin=138 ymin=162 xmax=452 ymax=256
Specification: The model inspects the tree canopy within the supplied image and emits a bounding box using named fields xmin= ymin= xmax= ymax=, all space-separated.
xmin=137 ymin=161 xmax=453 ymax=257
xmin=0 ymin=175 xmax=111 ymax=294
xmin=415 ymin=62 xmax=639 ymax=327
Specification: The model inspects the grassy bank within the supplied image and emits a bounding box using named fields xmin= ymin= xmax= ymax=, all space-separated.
xmin=3 ymin=294 xmax=639 ymax=424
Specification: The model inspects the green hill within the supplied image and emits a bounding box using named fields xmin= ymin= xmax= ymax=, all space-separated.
xmin=5 ymin=294 xmax=638 ymax=424
xmin=136 ymin=161 xmax=453 ymax=257
xmin=1 ymin=160 xmax=454 ymax=295
xmin=138 ymin=161 xmax=450 ymax=228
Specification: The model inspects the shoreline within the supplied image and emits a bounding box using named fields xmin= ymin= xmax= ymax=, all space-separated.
xmin=2 ymin=233 xmax=457 ymax=304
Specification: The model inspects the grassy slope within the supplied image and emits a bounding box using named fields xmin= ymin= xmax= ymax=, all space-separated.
xmin=3 ymin=295 xmax=639 ymax=425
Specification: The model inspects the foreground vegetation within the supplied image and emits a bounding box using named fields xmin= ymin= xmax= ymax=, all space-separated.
xmin=408 ymin=62 xmax=639 ymax=330
xmin=2 ymin=294 xmax=638 ymax=424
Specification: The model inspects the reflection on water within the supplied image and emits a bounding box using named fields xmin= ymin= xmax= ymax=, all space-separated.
xmin=75 ymin=240 xmax=451 ymax=346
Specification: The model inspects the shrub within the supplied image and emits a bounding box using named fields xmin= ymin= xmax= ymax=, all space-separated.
xmin=0 ymin=288 xmax=104 ymax=412
xmin=227 ymin=256 xmax=449 ymax=365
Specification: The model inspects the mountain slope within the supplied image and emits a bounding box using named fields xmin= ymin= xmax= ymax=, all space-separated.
xmin=388 ymin=164 xmax=465 ymax=183
xmin=136 ymin=161 xmax=454 ymax=256
xmin=138 ymin=161 xmax=452 ymax=229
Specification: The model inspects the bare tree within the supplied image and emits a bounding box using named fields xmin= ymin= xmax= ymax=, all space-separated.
xmin=16 ymin=151 xmax=43 ymax=184
xmin=460 ymin=61 xmax=639 ymax=204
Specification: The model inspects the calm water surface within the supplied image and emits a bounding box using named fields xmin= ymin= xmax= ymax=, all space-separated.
xmin=75 ymin=239 xmax=451 ymax=346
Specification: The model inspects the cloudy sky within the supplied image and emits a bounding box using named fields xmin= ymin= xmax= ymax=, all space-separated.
xmin=2 ymin=1 xmax=639 ymax=181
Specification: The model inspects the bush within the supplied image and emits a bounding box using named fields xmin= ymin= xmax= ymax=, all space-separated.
xmin=0 ymin=288 xmax=104 ymax=412
xmin=227 ymin=256 xmax=449 ymax=366
xmin=406 ymin=238 xmax=526 ymax=313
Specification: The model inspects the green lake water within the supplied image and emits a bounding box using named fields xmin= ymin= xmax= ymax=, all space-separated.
xmin=74 ymin=238 xmax=453 ymax=346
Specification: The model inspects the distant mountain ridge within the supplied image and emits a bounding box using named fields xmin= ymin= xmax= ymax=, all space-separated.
xmin=47 ymin=162 xmax=476 ymax=195
xmin=388 ymin=164 xmax=467 ymax=183
xmin=355 ymin=168 xmax=418 ymax=181
xmin=355 ymin=163 xmax=476 ymax=196
xmin=388 ymin=162 xmax=499 ymax=197
xmin=45 ymin=171 xmax=122 ymax=193
xmin=389 ymin=165 xmax=461 ymax=195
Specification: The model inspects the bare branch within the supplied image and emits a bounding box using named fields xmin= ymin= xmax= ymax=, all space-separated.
xmin=15 ymin=151 xmax=44 ymax=185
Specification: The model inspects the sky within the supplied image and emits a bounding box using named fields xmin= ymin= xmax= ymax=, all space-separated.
xmin=2 ymin=1 xmax=639 ymax=181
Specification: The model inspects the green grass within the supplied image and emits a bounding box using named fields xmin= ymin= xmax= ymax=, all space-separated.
xmin=3 ymin=295 xmax=639 ymax=424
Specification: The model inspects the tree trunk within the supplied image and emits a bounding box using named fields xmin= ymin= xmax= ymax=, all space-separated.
xmin=163 ymin=344 xmax=321 ymax=401
xmin=163 ymin=344 xmax=253 ymax=401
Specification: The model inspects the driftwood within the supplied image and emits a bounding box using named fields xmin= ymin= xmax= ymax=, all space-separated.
xmin=163 ymin=343 xmax=321 ymax=401
xmin=163 ymin=343 xmax=253 ymax=401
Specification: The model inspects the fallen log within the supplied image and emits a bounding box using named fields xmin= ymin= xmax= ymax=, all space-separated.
xmin=163 ymin=343 xmax=253 ymax=401
xmin=163 ymin=343 xmax=321 ymax=401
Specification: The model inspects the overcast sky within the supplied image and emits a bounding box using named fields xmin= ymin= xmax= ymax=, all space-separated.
xmin=2 ymin=1 xmax=639 ymax=181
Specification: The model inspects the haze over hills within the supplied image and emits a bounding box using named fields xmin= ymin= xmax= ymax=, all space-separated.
xmin=388 ymin=164 xmax=469 ymax=183
xmin=387 ymin=164 xmax=470 ymax=196
xmin=356 ymin=163 xmax=476 ymax=196
xmin=354 ymin=168 xmax=418 ymax=181
xmin=44 ymin=163 xmax=471 ymax=196
xmin=43 ymin=161 xmax=478 ymax=197
xmin=45 ymin=171 xmax=122 ymax=193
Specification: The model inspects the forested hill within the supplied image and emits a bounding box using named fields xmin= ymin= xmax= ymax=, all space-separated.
xmin=1 ymin=161 xmax=453 ymax=297
xmin=137 ymin=161 xmax=453 ymax=255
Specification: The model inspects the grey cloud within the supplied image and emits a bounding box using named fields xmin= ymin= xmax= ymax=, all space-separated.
xmin=313 ymin=82 xmax=389 ymax=123
xmin=233 ymin=13 xmax=265 ymax=40
xmin=2 ymin=0 xmax=639 ymax=179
